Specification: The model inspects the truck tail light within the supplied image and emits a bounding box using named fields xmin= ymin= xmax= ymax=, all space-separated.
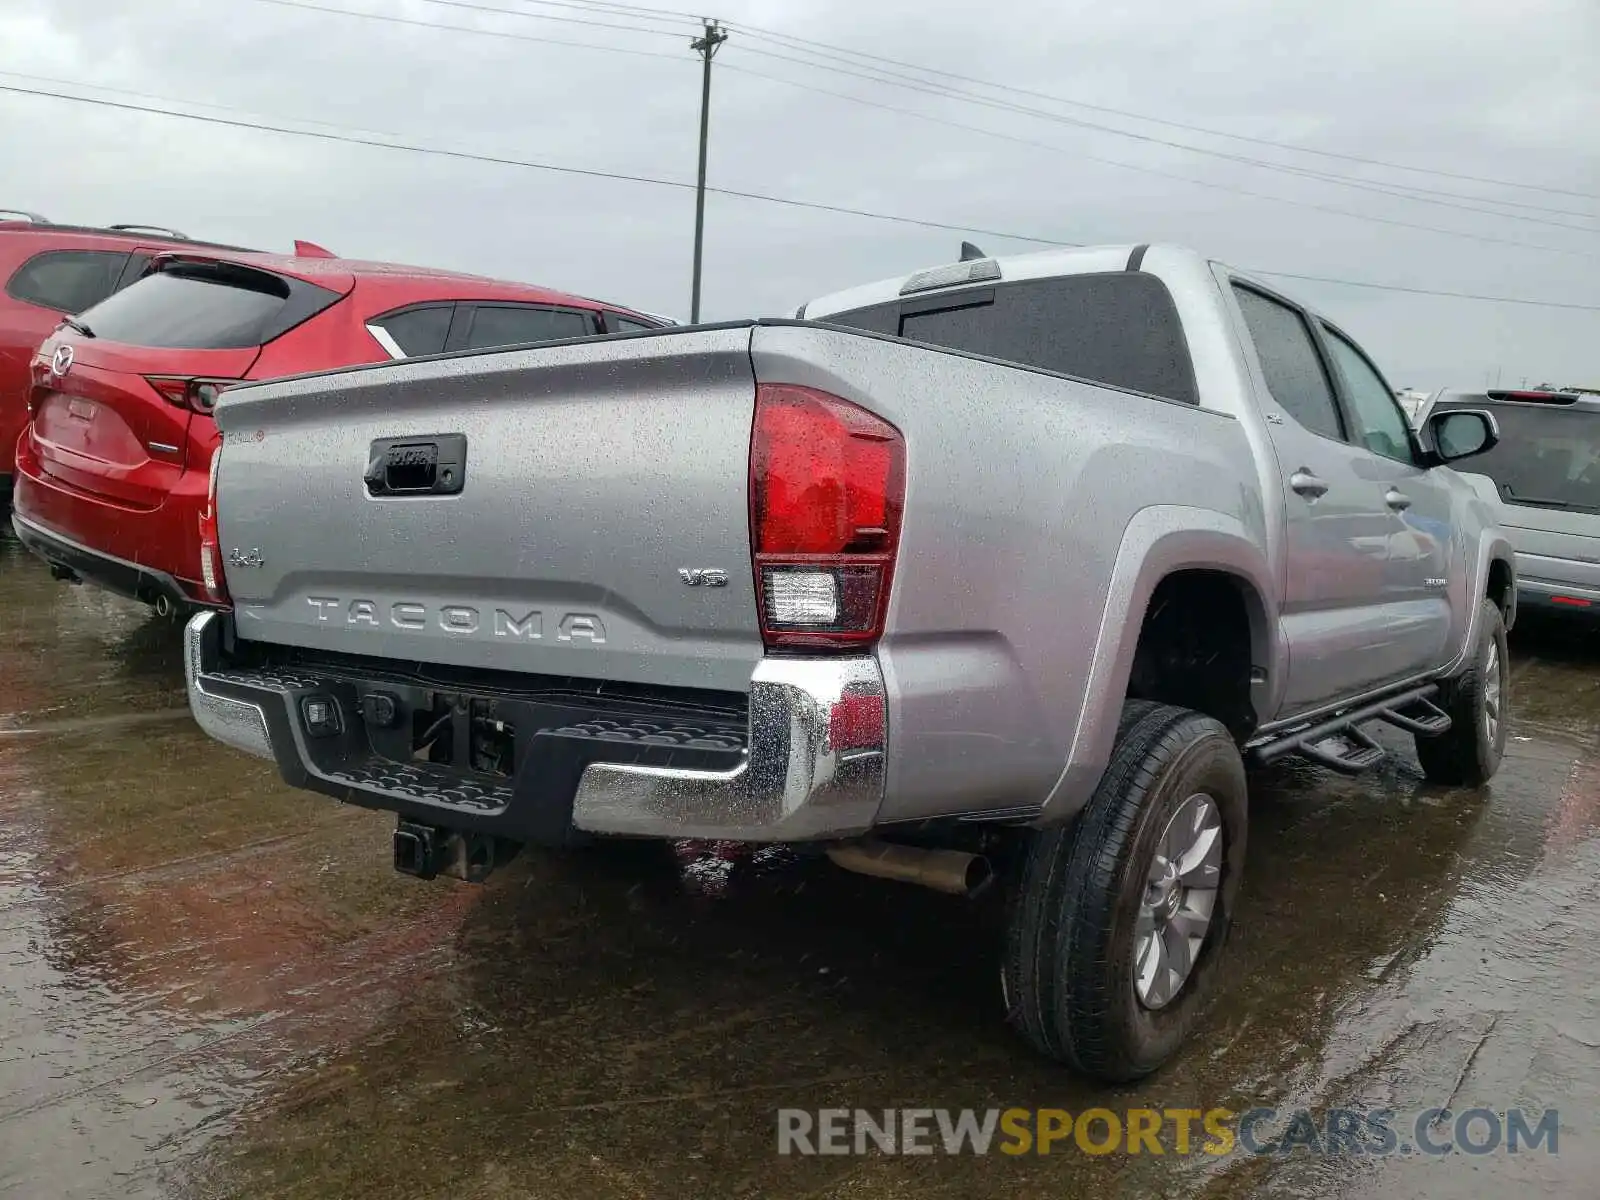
xmin=198 ymin=444 xmax=229 ymax=605
xmin=750 ymin=383 xmax=904 ymax=651
xmin=146 ymin=376 xmax=240 ymax=415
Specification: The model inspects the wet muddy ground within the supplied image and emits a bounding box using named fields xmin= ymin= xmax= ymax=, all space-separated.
xmin=1 ymin=525 xmax=1596 ymax=1199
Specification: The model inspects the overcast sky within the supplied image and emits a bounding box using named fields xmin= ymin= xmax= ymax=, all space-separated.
xmin=2 ymin=0 xmax=1596 ymax=388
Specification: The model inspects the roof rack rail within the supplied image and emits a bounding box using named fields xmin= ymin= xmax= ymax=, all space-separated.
xmin=0 ymin=209 xmax=49 ymax=224
xmin=107 ymin=223 xmax=189 ymax=239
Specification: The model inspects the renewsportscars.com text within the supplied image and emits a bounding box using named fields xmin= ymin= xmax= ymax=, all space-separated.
xmin=776 ymin=1106 xmax=1560 ymax=1157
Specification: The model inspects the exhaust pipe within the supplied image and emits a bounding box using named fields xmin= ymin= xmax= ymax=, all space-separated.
xmin=826 ymin=839 xmax=993 ymax=897
xmin=153 ymin=594 xmax=175 ymax=618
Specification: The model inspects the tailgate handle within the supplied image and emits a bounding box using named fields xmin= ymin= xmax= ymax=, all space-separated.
xmin=365 ymin=434 xmax=467 ymax=497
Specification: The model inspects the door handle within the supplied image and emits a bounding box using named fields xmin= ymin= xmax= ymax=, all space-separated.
xmin=364 ymin=433 xmax=467 ymax=497
xmin=1289 ymin=470 xmax=1329 ymax=499
xmin=1385 ymin=488 xmax=1412 ymax=511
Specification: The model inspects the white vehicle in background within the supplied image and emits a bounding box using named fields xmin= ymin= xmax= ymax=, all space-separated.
xmin=1395 ymin=388 xmax=1433 ymax=425
xmin=1417 ymin=387 xmax=1600 ymax=616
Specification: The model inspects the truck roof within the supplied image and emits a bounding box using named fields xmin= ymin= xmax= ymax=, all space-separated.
xmin=799 ymin=243 xmax=1211 ymax=320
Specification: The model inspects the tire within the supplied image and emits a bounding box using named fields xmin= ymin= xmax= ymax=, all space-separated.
xmin=1414 ymin=596 xmax=1508 ymax=786
xmin=1003 ymin=702 xmax=1247 ymax=1081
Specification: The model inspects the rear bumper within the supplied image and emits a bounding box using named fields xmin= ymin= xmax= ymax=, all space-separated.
xmin=11 ymin=510 xmax=201 ymax=611
xmin=11 ymin=444 xmax=208 ymax=603
xmin=184 ymin=611 xmax=887 ymax=843
xmin=1517 ymin=575 xmax=1600 ymax=615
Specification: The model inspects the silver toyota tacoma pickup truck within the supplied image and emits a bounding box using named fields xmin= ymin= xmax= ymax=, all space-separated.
xmin=183 ymin=242 xmax=1514 ymax=1080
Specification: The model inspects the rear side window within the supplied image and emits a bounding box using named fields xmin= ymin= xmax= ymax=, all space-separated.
xmin=1232 ymin=285 xmax=1344 ymax=441
xmin=77 ymin=262 xmax=340 ymax=349
xmin=611 ymin=315 xmax=655 ymax=334
xmin=826 ymin=273 xmax=1198 ymax=404
xmin=464 ymin=304 xmax=594 ymax=350
xmin=371 ymin=304 xmax=453 ymax=357
xmin=6 ymin=249 xmax=130 ymax=313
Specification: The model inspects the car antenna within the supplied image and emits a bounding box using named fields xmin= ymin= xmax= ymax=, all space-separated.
xmin=959 ymin=241 xmax=986 ymax=262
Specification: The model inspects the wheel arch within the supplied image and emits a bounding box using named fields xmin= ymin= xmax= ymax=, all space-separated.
xmin=1038 ymin=505 xmax=1276 ymax=826
xmin=1441 ymin=530 xmax=1518 ymax=677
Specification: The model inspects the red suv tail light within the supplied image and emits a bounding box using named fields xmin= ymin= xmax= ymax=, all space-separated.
xmin=146 ymin=376 xmax=240 ymax=415
xmin=750 ymin=383 xmax=905 ymax=651
xmin=199 ymin=444 xmax=229 ymax=605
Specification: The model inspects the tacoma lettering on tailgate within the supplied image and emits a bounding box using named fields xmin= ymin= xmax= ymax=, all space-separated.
xmin=305 ymin=598 xmax=607 ymax=643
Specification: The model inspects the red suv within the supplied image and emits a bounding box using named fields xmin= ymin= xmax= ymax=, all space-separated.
xmin=1 ymin=215 xmax=272 ymax=499
xmin=9 ymin=243 xmax=663 ymax=613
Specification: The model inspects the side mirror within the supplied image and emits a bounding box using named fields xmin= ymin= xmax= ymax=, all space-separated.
xmin=1422 ymin=408 xmax=1498 ymax=466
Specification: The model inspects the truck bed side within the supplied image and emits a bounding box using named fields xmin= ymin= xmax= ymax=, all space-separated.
xmin=747 ymin=323 xmax=1269 ymax=826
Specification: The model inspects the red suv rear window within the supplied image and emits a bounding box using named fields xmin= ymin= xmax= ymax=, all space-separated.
xmin=77 ymin=261 xmax=340 ymax=349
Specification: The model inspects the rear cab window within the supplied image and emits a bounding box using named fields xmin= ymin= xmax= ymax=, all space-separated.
xmin=6 ymin=249 xmax=131 ymax=313
xmin=820 ymin=272 xmax=1199 ymax=405
xmin=75 ymin=260 xmax=342 ymax=349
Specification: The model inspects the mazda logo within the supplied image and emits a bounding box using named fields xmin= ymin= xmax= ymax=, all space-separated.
xmin=50 ymin=345 xmax=73 ymax=377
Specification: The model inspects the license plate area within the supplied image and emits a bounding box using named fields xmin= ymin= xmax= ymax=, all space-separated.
xmin=408 ymin=693 xmax=516 ymax=777
xmin=262 ymin=666 xmax=749 ymax=794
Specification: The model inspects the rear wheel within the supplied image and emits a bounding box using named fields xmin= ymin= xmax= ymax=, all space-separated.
xmin=1003 ymin=702 xmax=1247 ymax=1081
xmin=1415 ymin=596 xmax=1508 ymax=786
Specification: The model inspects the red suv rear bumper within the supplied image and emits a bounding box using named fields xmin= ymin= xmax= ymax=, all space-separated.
xmin=11 ymin=432 xmax=213 ymax=610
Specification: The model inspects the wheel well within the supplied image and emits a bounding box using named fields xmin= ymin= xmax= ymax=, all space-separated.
xmin=1126 ymin=570 xmax=1261 ymax=742
xmin=1486 ymin=558 xmax=1514 ymax=619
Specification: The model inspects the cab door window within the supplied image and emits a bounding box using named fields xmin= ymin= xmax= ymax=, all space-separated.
xmin=1321 ymin=326 xmax=1416 ymax=464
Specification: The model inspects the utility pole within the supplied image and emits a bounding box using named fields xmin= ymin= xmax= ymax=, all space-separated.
xmin=689 ymin=18 xmax=727 ymax=324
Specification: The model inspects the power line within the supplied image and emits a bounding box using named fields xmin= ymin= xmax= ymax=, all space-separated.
xmin=1240 ymin=269 xmax=1600 ymax=311
xmin=454 ymin=0 xmax=1600 ymax=217
xmin=1217 ymin=163 xmax=1600 ymax=230
xmin=718 ymin=62 xmax=1600 ymax=260
xmin=0 ymin=69 xmax=403 ymax=137
xmin=1260 ymin=172 xmax=1600 ymax=222
xmin=251 ymin=0 xmax=1600 ymax=237
xmin=722 ymin=62 xmax=1599 ymax=237
xmin=504 ymin=0 xmax=705 ymax=22
xmin=722 ymin=22 xmax=1600 ymax=204
xmin=488 ymin=0 xmax=697 ymax=29
xmin=4 ymin=78 xmax=1593 ymax=313
xmin=0 ymin=81 xmax=1071 ymax=246
xmin=245 ymin=0 xmax=685 ymax=58
xmin=411 ymin=0 xmax=686 ymax=37
xmin=730 ymin=44 xmax=1600 ymax=259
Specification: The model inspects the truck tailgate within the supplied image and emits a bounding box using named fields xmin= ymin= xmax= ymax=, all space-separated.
xmin=212 ymin=326 xmax=764 ymax=693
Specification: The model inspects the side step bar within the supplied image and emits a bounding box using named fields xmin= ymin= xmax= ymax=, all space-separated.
xmin=1247 ymin=684 xmax=1451 ymax=775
